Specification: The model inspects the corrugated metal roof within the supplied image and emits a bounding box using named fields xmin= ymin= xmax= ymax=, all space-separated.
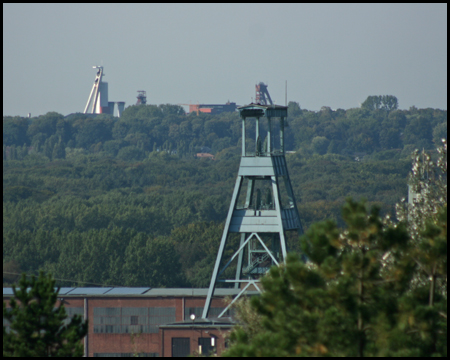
xmin=58 ymin=287 xmax=76 ymax=295
xmin=106 ymin=287 xmax=150 ymax=295
xmin=143 ymin=288 xmax=259 ymax=296
xmin=3 ymin=287 xmax=74 ymax=295
xmin=3 ymin=288 xmax=14 ymax=296
xmin=67 ymin=287 xmax=113 ymax=295
xmin=3 ymin=287 xmax=259 ymax=297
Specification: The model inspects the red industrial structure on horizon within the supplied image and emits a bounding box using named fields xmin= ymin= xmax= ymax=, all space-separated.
xmin=82 ymin=66 xmax=273 ymax=119
xmin=182 ymin=83 xmax=273 ymax=115
xmin=136 ymin=90 xmax=147 ymax=105
xmin=255 ymin=82 xmax=273 ymax=105
xmin=180 ymin=101 xmax=237 ymax=115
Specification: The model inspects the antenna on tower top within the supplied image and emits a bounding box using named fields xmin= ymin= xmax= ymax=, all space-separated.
xmin=285 ymin=80 xmax=287 ymax=106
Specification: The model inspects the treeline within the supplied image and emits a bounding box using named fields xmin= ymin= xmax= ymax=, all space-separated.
xmin=2 ymin=97 xmax=447 ymax=288
xmin=3 ymin=96 xmax=447 ymax=162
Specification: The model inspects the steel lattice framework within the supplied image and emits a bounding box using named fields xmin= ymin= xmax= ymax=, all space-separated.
xmin=202 ymin=103 xmax=303 ymax=319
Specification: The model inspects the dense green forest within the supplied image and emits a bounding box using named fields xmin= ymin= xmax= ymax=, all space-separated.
xmin=3 ymin=96 xmax=447 ymax=288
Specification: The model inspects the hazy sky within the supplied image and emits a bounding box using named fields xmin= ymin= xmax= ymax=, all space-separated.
xmin=3 ymin=3 xmax=447 ymax=117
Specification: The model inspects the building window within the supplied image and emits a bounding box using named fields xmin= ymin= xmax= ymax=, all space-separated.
xmin=184 ymin=307 xmax=203 ymax=320
xmin=63 ymin=307 xmax=84 ymax=326
xmin=172 ymin=338 xmax=190 ymax=357
xmin=93 ymin=307 xmax=176 ymax=334
xmin=4 ymin=307 xmax=84 ymax=334
xmin=198 ymin=337 xmax=215 ymax=356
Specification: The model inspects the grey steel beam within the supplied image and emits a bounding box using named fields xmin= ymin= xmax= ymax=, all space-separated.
xmin=217 ymin=232 xmax=255 ymax=278
xmin=234 ymin=233 xmax=246 ymax=289
xmin=202 ymin=176 xmax=243 ymax=319
xmin=271 ymin=175 xmax=288 ymax=258
xmin=242 ymin=117 xmax=246 ymax=156
xmin=217 ymin=281 xmax=257 ymax=319
xmin=244 ymin=178 xmax=254 ymax=208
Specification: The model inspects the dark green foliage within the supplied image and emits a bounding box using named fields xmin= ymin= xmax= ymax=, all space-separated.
xmin=3 ymin=272 xmax=88 ymax=357
xmin=52 ymin=139 xmax=66 ymax=160
xmin=74 ymin=117 xmax=114 ymax=148
xmin=361 ymin=95 xmax=398 ymax=112
xmin=26 ymin=112 xmax=63 ymax=140
xmin=379 ymin=128 xmax=401 ymax=149
xmin=311 ymin=136 xmax=329 ymax=155
xmin=172 ymin=222 xmax=224 ymax=287
xmin=117 ymin=145 xmax=145 ymax=161
xmin=433 ymin=122 xmax=447 ymax=145
xmin=3 ymin=117 xmax=29 ymax=146
xmin=0 ymin=144 xmax=422 ymax=287
xmin=287 ymin=101 xmax=301 ymax=118
xmin=4 ymin=99 xmax=446 ymax=160
xmin=122 ymin=234 xmax=186 ymax=287
xmin=403 ymin=115 xmax=433 ymax=148
xmin=2 ymin=101 xmax=447 ymax=290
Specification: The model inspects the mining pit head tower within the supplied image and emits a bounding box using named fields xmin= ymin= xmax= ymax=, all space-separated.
xmin=255 ymin=82 xmax=273 ymax=105
xmin=202 ymin=103 xmax=303 ymax=319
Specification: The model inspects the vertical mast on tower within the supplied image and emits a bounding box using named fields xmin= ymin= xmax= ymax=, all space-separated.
xmin=202 ymin=103 xmax=303 ymax=319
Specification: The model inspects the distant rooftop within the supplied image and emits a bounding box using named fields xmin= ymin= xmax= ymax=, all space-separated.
xmin=3 ymin=287 xmax=258 ymax=297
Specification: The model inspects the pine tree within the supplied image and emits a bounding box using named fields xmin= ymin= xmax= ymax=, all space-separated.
xmin=3 ymin=271 xmax=88 ymax=357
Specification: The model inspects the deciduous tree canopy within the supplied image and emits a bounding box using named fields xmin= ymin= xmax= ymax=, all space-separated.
xmin=2 ymin=100 xmax=447 ymax=289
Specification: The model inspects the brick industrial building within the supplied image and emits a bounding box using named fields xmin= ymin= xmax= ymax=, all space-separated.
xmin=3 ymin=287 xmax=256 ymax=357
